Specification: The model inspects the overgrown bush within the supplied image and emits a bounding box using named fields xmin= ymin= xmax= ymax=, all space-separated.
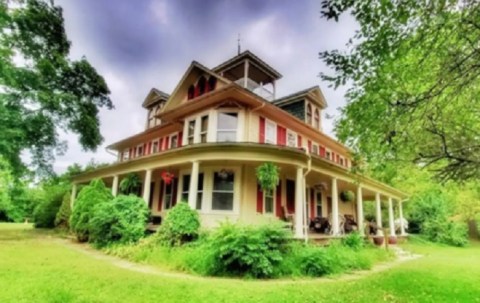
xmin=422 ymin=218 xmax=468 ymax=247
xmin=54 ymin=192 xmax=71 ymax=229
xmin=70 ymin=179 xmax=112 ymax=242
xmin=89 ymin=195 xmax=149 ymax=247
xmin=155 ymin=202 xmax=200 ymax=246
xmin=341 ymin=232 xmax=364 ymax=250
xmin=32 ymin=184 xmax=66 ymax=228
xmin=208 ymin=222 xmax=290 ymax=278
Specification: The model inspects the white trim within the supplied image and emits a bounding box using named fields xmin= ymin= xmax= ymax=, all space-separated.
xmin=286 ymin=129 xmax=297 ymax=148
xmin=216 ymin=109 xmax=241 ymax=143
xmin=265 ymin=118 xmax=277 ymax=144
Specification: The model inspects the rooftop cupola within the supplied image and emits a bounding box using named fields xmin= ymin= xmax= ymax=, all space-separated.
xmin=212 ymin=50 xmax=282 ymax=101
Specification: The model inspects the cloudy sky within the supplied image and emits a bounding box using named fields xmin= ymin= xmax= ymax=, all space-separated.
xmin=52 ymin=0 xmax=357 ymax=173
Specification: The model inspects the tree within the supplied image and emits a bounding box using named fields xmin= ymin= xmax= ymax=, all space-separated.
xmin=319 ymin=0 xmax=480 ymax=182
xmin=0 ymin=0 xmax=112 ymax=176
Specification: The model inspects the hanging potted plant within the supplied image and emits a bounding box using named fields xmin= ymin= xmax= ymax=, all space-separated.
xmin=119 ymin=173 xmax=141 ymax=195
xmin=161 ymin=171 xmax=175 ymax=185
xmin=340 ymin=190 xmax=355 ymax=203
xmin=256 ymin=162 xmax=280 ymax=192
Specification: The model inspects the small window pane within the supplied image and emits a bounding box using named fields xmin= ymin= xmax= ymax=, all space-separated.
xmin=212 ymin=172 xmax=234 ymax=211
xmin=212 ymin=192 xmax=234 ymax=210
xmin=217 ymin=131 xmax=236 ymax=142
xmin=217 ymin=113 xmax=237 ymax=129
xmin=264 ymin=189 xmax=274 ymax=214
xmin=171 ymin=135 xmax=178 ymax=148
xmin=213 ymin=172 xmax=234 ymax=191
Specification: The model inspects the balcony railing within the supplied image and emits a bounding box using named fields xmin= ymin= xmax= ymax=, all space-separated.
xmin=234 ymin=78 xmax=274 ymax=101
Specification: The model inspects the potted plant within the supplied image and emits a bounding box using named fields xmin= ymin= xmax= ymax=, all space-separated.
xmin=256 ymin=162 xmax=280 ymax=192
xmin=388 ymin=236 xmax=397 ymax=245
xmin=340 ymin=190 xmax=354 ymax=202
xmin=119 ymin=173 xmax=141 ymax=195
xmin=161 ymin=171 xmax=175 ymax=185
xmin=372 ymin=235 xmax=384 ymax=246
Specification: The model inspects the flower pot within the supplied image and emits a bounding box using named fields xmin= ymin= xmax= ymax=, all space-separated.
xmin=388 ymin=236 xmax=397 ymax=245
xmin=373 ymin=236 xmax=384 ymax=246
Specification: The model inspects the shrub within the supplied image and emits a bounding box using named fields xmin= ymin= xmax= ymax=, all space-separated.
xmin=422 ymin=218 xmax=468 ymax=247
xmin=70 ymin=179 xmax=113 ymax=242
xmin=298 ymin=245 xmax=338 ymax=276
xmin=89 ymin=194 xmax=149 ymax=247
xmin=208 ymin=222 xmax=290 ymax=278
xmin=54 ymin=192 xmax=71 ymax=229
xmin=155 ymin=202 xmax=200 ymax=246
xmin=32 ymin=184 xmax=66 ymax=228
xmin=341 ymin=232 xmax=364 ymax=250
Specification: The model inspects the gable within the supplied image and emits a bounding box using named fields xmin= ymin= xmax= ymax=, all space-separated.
xmin=142 ymin=88 xmax=169 ymax=109
xmin=161 ymin=62 xmax=231 ymax=113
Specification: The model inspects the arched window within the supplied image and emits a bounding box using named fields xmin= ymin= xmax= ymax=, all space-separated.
xmin=306 ymin=103 xmax=312 ymax=125
xmin=314 ymin=108 xmax=320 ymax=129
xmin=187 ymin=85 xmax=195 ymax=100
xmin=208 ymin=77 xmax=217 ymax=92
xmin=197 ymin=76 xmax=207 ymax=96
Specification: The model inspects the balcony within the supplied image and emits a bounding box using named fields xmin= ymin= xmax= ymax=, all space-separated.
xmin=234 ymin=78 xmax=274 ymax=101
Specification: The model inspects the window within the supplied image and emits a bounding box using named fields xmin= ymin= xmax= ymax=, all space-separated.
xmin=187 ymin=120 xmax=195 ymax=144
xmin=312 ymin=144 xmax=319 ymax=155
xmin=212 ymin=171 xmax=234 ymax=211
xmin=208 ymin=77 xmax=217 ymax=91
xmin=326 ymin=150 xmax=331 ymax=160
xmin=287 ymin=130 xmax=297 ymax=147
xmin=170 ymin=134 xmax=178 ymax=149
xmin=217 ymin=112 xmax=238 ymax=142
xmin=197 ymin=76 xmax=207 ymax=96
xmin=122 ymin=150 xmax=129 ymax=161
xmin=314 ymin=108 xmax=320 ymax=129
xmin=264 ymin=188 xmax=274 ymax=214
xmin=187 ymin=85 xmax=195 ymax=100
xmin=148 ymin=108 xmax=155 ymax=128
xmin=265 ymin=120 xmax=276 ymax=144
xmin=136 ymin=145 xmax=143 ymax=157
xmin=306 ymin=103 xmax=312 ymax=125
xmin=181 ymin=173 xmax=204 ymax=210
xmin=152 ymin=140 xmax=159 ymax=153
xmin=163 ymin=180 xmax=175 ymax=210
xmin=200 ymin=115 xmax=208 ymax=143
xmin=340 ymin=157 xmax=344 ymax=166
xmin=316 ymin=192 xmax=322 ymax=217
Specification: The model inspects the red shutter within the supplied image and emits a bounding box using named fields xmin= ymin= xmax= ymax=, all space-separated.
xmin=171 ymin=178 xmax=178 ymax=206
xmin=275 ymin=182 xmax=282 ymax=218
xmin=308 ymin=140 xmax=312 ymax=153
xmin=310 ymin=189 xmax=315 ymax=219
xmin=256 ymin=184 xmax=263 ymax=213
xmin=159 ymin=138 xmax=164 ymax=152
xmin=178 ymin=131 xmax=183 ymax=147
xmin=164 ymin=136 xmax=169 ymax=150
xmin=277 ymin=126 xmax=286 ymax=146
xmin=297 ymin=136 xmax=302 ymax=148
xmin=259 ymin=117 xmax=265 ymax=143
xmin=158 ymin=180 xmax=164 ymax=211
xmin=146 ymin=142 xmax=151 ymax=155
xmin=320 ymin=146 xmax=326 ymax=157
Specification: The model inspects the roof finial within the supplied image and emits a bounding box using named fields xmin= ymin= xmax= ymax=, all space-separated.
xmin=237 ymin=33 xmax=241 ymax=55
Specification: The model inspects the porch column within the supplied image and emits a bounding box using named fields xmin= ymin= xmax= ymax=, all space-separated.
xmin=356 ymin=185 xmax=364 ymax=235
xmin=243 ymin=60 xmax=249 ymax=88
xmin=375 ymin=193 xmax=383 ymax=236
xmin=388 ymin=197 xmax=396 ymax=237
xmin=111 ymin=175 xmax=119 ymax=197
xmin=399 ymin=200 xmax=406 ymax=236
xmin=70 ymin=183 xmax=77 ymax=208
xmin=331 ymin=177 xmax=339 ymax=235
xmin=142 ymin=169 xmax=153 ymax=205
xmin=188 ymin=161 xmax=200 ymax=209
xmin=294 ymin=166 xmax=304 ymax=238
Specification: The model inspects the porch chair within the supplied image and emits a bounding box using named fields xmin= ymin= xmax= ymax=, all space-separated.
xmin=281 ymin=206 xmax=294 ymax=230
xmin=344 ymin=214 xmax=358 ymax=233
xmin=328 ymin=213 xmax=346 ymax=235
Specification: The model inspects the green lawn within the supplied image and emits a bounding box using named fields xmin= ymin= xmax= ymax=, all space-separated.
xmin=1 ymin=223 xmax=479 ymax=303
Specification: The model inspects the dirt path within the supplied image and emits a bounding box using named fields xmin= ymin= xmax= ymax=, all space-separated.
xmin=50 ymin=236 xmax=422 ymax=285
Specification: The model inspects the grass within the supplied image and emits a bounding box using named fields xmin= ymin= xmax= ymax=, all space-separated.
xmin=1 ymin=223 xmax=479 ymax=303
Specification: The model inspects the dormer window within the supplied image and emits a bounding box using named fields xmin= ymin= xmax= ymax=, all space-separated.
xmin=208 ymin=77 xmax=217 ymax=92
xmin=314 ymin=108 xmax=320 ymax=130
xmin=306 ymin=103 xmax=312 ymax=125
xmin=188 ymin=85 xmax=195 ymax=100
xmin=197 ymin=76 xmax=207 ymax=96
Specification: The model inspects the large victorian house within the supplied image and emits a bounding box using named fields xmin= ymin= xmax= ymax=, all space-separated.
xmin=71 ymin=51 xmax=408 ymax=239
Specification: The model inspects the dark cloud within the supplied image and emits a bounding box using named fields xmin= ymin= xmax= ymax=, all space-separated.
xmin=50 ymin=0 xmax=357 ymax=173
